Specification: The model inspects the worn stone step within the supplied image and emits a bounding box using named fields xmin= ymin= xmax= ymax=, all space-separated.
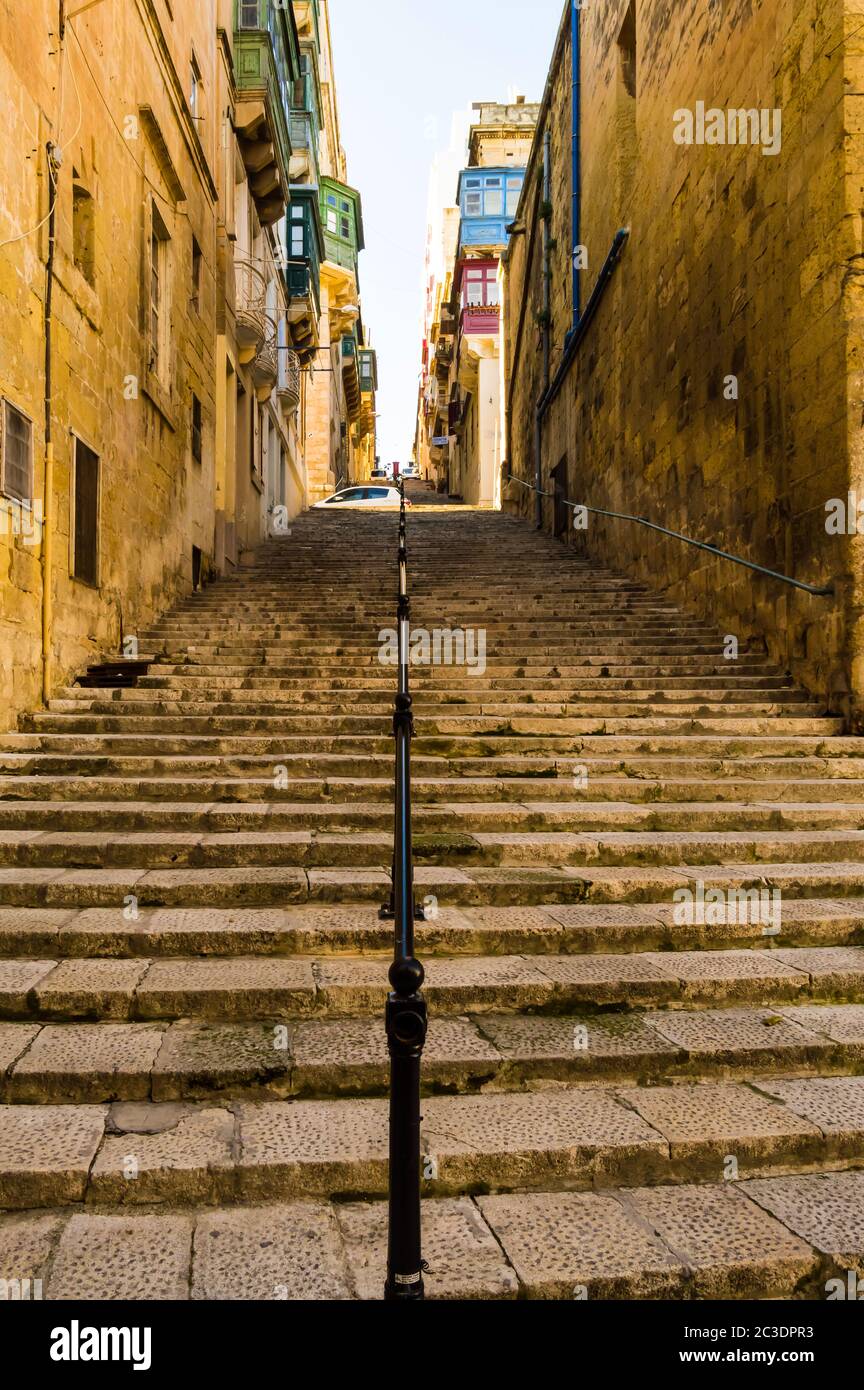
xmin=0 ymin=898 xmax=860 ymax=959
xmin=5 ymin=862 xmax=864 ymax=909
xmin=1 ymin=1074 xmax=863 ymax=1209
xmin=126 ymin=687 xmax=819 ymax=715
xmin=147 ymin=668 xmax=798 ymax=689
xmin=7 ymin=731 xmax=862 ymax=758
xmin=5 ymin=800 xmax=864 ymax=850
xmin=2 ymin=946 xmax=864 ymax=1022
xmin=143 ymin=660 xmax=791 ymax=680
xmin=50 ymin=695 xmax=830 ymax=721
xmin=4 ymin=1173 xmax=857 ymax=1299
xmin=5 ymin=827 xmax=864 ymax=872
xmin=5 ymin=1003 xmax=864 ymax=1104
xmin=5 ymin=778 xmax=864 ymax=815
xmin=28 ymin=712 xmax=844 ymax=738
xmin=1 ymin=895 xmax=864 ymax=961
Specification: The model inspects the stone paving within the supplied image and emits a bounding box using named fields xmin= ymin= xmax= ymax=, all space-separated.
xmin=1 ymin=507 xmax=864 ymax=1298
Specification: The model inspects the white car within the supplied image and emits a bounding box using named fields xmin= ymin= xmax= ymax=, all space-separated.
xmin=313 ymin=485 xmax=409 ymax=509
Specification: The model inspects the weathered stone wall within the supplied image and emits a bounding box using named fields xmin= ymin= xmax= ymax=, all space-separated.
xmin=0 ymin=0 xmax=219 ymax=729
xmin=505 ymin=0 xmax=864 ymax=722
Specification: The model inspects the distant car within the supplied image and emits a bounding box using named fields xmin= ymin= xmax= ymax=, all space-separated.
xmin=313 ymin=485 xmax=409 ymax=509
xmin=370 ymin=467 xmax=389 ymax=479
xmin=401 ymin=464 xmax=419 ymax=479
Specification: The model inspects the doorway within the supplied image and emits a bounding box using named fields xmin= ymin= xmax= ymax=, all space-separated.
xmin=552 ymin=456 xmax=569 ymax=539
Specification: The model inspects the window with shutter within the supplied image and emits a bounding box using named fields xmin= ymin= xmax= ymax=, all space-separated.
xmin=73 ymin=439 xmax=99 ymax=587
xmin=1 ymin=402 xmax=33 ymax=503
xmin=191 ymin=394 xmax=203 ymax=465
xmin=149 ymin=203 xmax=171 ymax=383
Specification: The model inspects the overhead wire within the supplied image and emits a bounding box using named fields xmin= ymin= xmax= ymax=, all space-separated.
xmin=0 ymin=24 xmax=67 ymax=250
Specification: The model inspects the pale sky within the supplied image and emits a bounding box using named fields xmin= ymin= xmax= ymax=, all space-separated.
xmin=328 ymin=0 xmax=565 ymax=465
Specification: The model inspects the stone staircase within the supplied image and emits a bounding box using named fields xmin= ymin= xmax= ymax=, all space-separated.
xmin=1 ymin=505 xmax=863 ymax=1300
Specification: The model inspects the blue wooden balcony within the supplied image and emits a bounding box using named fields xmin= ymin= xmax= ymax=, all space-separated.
xmin=457 ymin=167 xmax=525 ymax=252
xmin=460 ymin=216 xmax=512 ymax=249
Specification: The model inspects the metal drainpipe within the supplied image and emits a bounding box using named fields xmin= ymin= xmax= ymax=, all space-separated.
xmin=534 ymin=129 xmax=552 ymax=530
xmin=41 ymin=139 xmax=59 ymax=707
xmin=571 ymin=0 xmax=581 ymax=328
xmin=542 ymin=130 xmax=552 ymax=388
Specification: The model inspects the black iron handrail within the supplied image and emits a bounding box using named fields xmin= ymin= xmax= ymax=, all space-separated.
xmin=380 ymin=477 xmax=428 ymax=1301
xmin=505 ymin=473 xmax=834 ymax=597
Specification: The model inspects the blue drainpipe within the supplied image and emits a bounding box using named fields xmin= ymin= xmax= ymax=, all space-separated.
xmin=570 ymin=0 xmax=581 ymax=332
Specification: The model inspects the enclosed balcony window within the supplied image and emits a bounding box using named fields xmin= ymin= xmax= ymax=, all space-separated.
xmin=463 ymin=178 xmax=482 ymax=216
xmin=290 ymin=204 xmax=306 ymax=257
xmin=461 ymin=172 xmax=524 ymax=218
xmin=238 ymin=0 xmax=259 ymax=29
xmin=484 ymin=178 xmax=503 ymax=215
xmin=506 ymin=176 xmax=523 ymax=215
xmin=359 ymin=351 xmax=377 ymax=392
xmin=462 ymin=264 xmax=499 ymax=309
xmin=323 ymin=191 xmax=355 ymax=246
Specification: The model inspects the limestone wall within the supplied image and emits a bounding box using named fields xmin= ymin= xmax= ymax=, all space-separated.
xmin=505 ymin=0 xmax=863 ymax=721
xmin=0 ymin=0 xmax=219 ymax=728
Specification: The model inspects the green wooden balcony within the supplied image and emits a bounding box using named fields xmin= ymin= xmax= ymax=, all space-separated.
xmin=289 ymin=110 xmax=319 ymax=183
xmin=359 ymin=348 xmax=378 ymax=395
xmin=342 ymin=335 xmax=361 ymax=421
xmin=323 ymin=231 xmax=358 ymax=275
xmin=320 ymin=176 xmax=364 ymax=283
xmin=286 ymin=262 xmax=320 ymax=317
xmin=233 ymin=0 xmax=300 ymax=224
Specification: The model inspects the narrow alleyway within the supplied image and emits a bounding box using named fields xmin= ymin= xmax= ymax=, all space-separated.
xmin=1 ymin=506 xmax=863 ymax=1297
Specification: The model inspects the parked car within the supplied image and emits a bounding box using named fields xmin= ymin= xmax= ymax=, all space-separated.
xmin=370 ymin=467 xmax=389 ymax=479
xmin=401 ymin=463 xmax=419 ymax=478
xmin=313 ymin=486 xmax=409 ymax=509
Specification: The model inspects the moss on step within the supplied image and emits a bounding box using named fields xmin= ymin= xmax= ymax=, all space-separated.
xmin=414 ymin=833 xmax=480 ymax=860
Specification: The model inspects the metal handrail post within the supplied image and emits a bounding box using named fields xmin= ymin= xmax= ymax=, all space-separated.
xmin=384 ymin=478 xmax=427 ymax=1301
